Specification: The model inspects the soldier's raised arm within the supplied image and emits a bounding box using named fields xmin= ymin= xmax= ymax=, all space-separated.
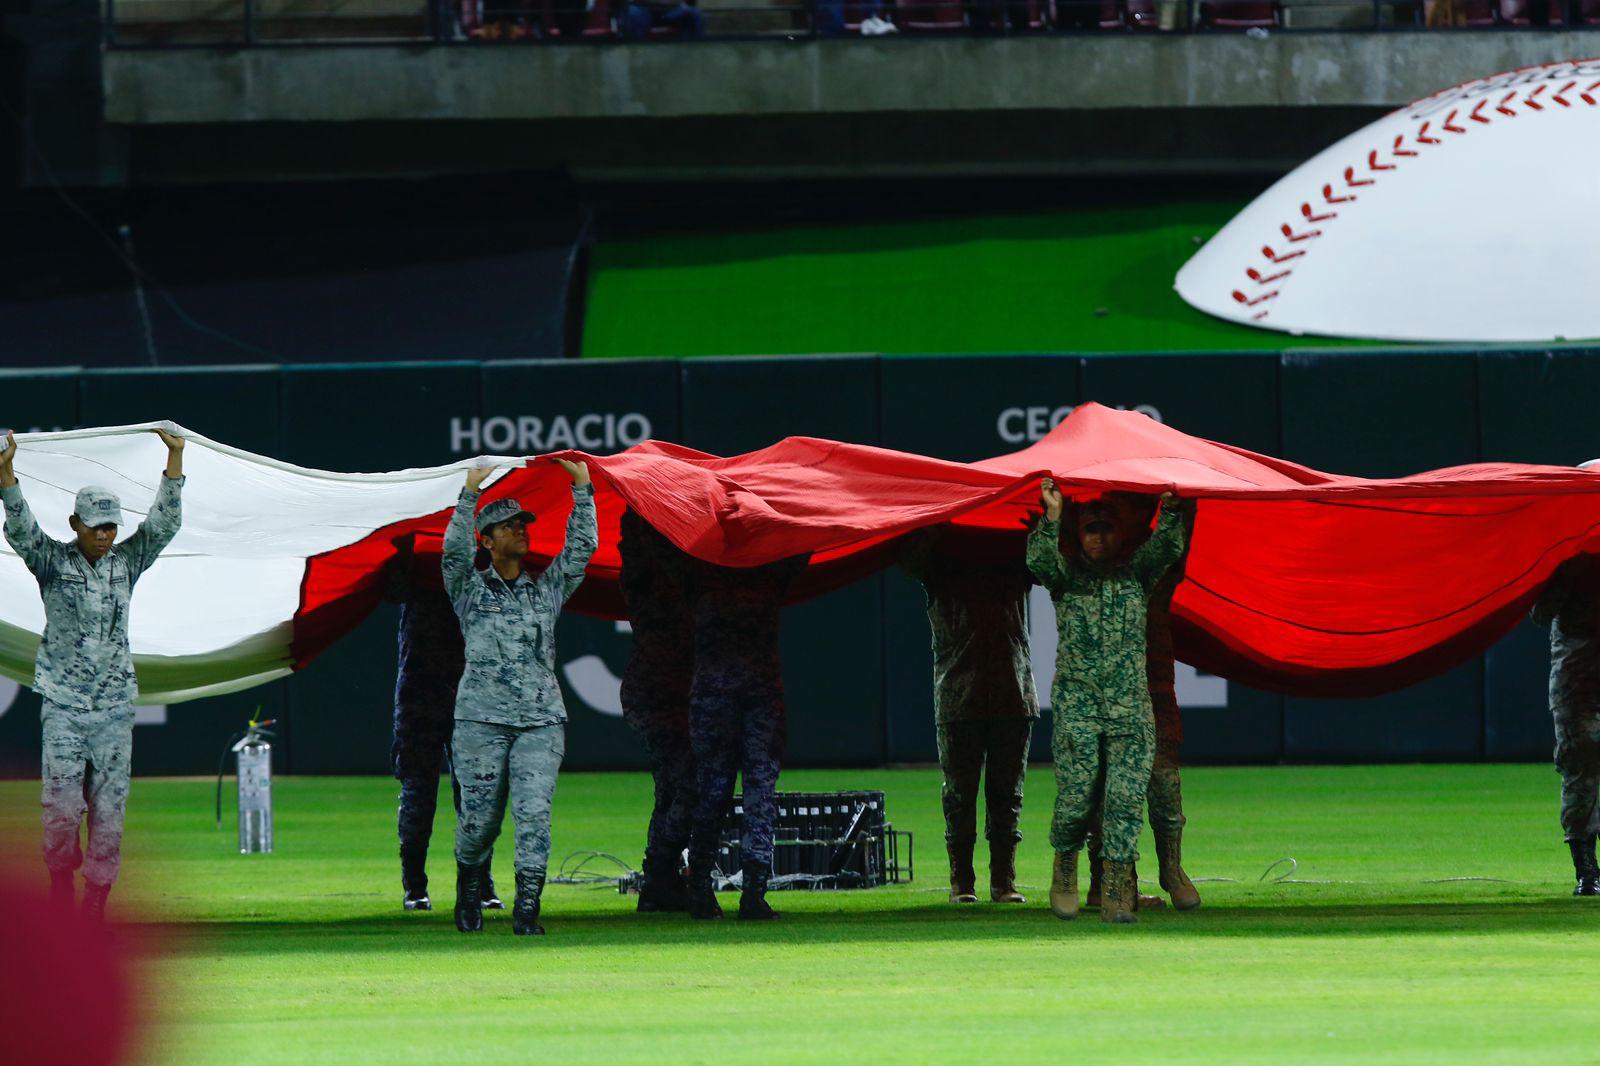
xmin=547 ymin=458 xmax=598 ymax=602
xmin=0 ymin=430 xmax=62 ymax=583
xmin=1131 ymin=493 xmax=1193 ymax=591
xmin=1026 ymin=477 xmax=1077 ymax=594
xmin=443 ymin=467 xmax=492 ymax=603
xmin=118 ymin=429 xmax=187 ymax=582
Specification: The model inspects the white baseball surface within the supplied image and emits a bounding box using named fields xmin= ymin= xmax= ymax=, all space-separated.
xmin=1176 ymin=59 xmax=1600 ymax=343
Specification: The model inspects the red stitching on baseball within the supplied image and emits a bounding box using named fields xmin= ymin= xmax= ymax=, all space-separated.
xmin=1443 ymin=109 xmax=1466 ymax=132
xmin=1553 ymin=82 xmax=1575 ymax=106
xmin=1301 ymin=202 xmax=1337 ymax=223
xmin=1323 ymin=183 xmax=1356 ymax=204
xmin=1525 ymin=86 xmax=1546 ymax=111
xmin=1469 ymin=100 xmax=1491 ymax=124
xmin=1261 ymin=245 xmax=1305 ymax=264
xmin=1252 ymin=311 xmax=1270 ymax=321
xmin=1581 ymin=81 xmax=1600 ymax=105
xmin=1416 ymin=121 xmax=1440 ymax=144
xmin=1344 ymin=166 xmax=1374 ymax=187
xmin=1392 ymin=134 xmax=1418 ymax=158
xmin=1367 ymin=150 xmax=1395 ymax=171
xmin=1233 ymin=289 xmax=1278 ymax=308
xmin=1281 ymin=223 xmax=1321 ymax=242
xmin=1496 ymin=91 xmax=1518 ymax=117
xmin=1247 ymin=267 xmax=1292 ymax=284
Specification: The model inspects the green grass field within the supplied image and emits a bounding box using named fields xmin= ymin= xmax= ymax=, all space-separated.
xmin=7 ymin=764 xmax=1599 ymax=1064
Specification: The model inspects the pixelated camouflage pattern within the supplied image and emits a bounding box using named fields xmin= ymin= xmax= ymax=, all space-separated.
xmin=1025 ymin=501 xmax=1189 ymax=723
xmin=442 ymin=484 xmax=598 ymax=728
xmin=40 ymin=700 xmax=134 ymax=886
xmin=1049 ymin=715 xmax=1155 ymax=862
xmin=618 ymin=509 xmax=698 ymax=861
xmin=2 ymin=476 xmax=184 ymax=710
xmin=675 ymin=551 xmax=808 ymax=873
xmin=452 ymin=719 xmax=565 ymax=875
xmin=901 ymin=533 xmax=1039 ymax=724
xmin=936 ymin=718 xmax=1031 ymax=846
xmin=1533 ymin=555 xmax=1600 ymax=842
xmin=1135 ymin=502 xmax=1196 ymax=833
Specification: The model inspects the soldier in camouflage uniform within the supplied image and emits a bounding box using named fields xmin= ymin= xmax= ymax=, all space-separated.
xmin=382 ymin=543 xmax=498 ymax=913
xmin=1026 ymin=480 xmax=1190 ymax=924
xmin=900 ymin=525 xmax=1037 ymax=906
xmin=1532 ymin=552 xmax=1600 ymax=896
xmin=0 ymin=428 xmax=186 ymax=923
xmin=1084 ymin=494 xmax=1202 ymax=911
xmin=617 ymin=508 xmax=697 ymax=912
xmin=677 ymin=549 xmax=809 ymax=922
xmin=444 ymin=459 xmax=597 ymax=936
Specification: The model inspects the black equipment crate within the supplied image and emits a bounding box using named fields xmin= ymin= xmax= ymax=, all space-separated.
xmin=717 ymin=790 xmax=913 ymax=890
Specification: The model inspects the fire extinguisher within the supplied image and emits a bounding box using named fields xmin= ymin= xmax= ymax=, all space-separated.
xmin=215 ymin=714 xmax=277 ymax=854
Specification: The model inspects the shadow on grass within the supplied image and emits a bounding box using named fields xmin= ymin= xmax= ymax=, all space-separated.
xmin=125 ymin=897 xmax=1600 ymax=957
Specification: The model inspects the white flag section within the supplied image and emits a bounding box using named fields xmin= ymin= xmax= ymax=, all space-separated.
xmin=0 ymin=423 xmax=512 ymax=705
xmin=1176 ymin=60 xmax=1600 ymax=343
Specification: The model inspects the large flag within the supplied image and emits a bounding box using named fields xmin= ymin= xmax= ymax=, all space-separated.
xmin=4 ymin=405 xmax=1599 ymax=704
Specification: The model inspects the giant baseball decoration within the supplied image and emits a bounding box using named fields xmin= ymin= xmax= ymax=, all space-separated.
xmin=1176 ymin=60 xmax=1600 ymax=343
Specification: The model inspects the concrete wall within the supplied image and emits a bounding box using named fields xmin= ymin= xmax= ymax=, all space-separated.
xmin=105 ymin=33 xmax=1598 ymax=125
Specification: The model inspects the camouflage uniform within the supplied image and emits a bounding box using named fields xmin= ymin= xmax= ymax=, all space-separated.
xmin=677 ymin=552 xmax=808 ymax=882
xmin=2 ymin=476 xmax=184 ymax=887
xmin=1026 ymin=501 xmax=1188 ymax=864
xmin=617 ymin=509 xmax=697 ymax=868
xmin=443 ymin=484 xmax=597 ymax=877
xmin=1532 ymin=556 xmax=1600 ymax=845
xmin=901 ymin=531 xmax=1038 ymax=869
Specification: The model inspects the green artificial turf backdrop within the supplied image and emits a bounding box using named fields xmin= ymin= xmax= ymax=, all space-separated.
xmin=8 ymin=765 xmax=1599 ymax=1064
xmin=580 ymin=206 xmax=1378 ymax=359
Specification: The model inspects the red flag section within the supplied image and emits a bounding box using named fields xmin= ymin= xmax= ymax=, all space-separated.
xmin=298 ymin=403 xmax=1600 ymax=698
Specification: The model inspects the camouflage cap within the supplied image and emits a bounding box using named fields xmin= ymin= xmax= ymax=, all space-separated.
xmin=74 ymin=487 xmax=124 ymax=528
xmin=477 ymin=498 xmax=535 ymax=534
xmin=1075 ymin=500 xmax=1117 ymax=533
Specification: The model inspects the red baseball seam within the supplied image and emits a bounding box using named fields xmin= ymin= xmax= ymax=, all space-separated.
xmin=1230 ymin=72 xmax=1589 ymax=324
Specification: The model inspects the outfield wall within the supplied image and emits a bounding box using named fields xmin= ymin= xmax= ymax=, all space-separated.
xmin=0 ymin=347 xmax=1589 ymax=777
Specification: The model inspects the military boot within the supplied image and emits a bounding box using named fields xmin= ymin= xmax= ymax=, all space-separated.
xmin=1049 ymin=851 xmax=1079 ymax=920
xmin=738 ymin=861 xmax=779 ymax=921
xmin=49 ymin=869 xmax=74 ymax=911
xmin=638 ymin=852 xmax=690 ymax=913
xmin=512 ymin=870 xmax=546 ymax=935
xmin=687 ymin=864 xmax=723 ymax=920
xmin=1085 ymin=843 xmax=1103 ymax=908
xmin=82 ymin=881 xmax=111 ymax=925
xmin=1087 ymin=848 xmax=1163 ymax=910
xmin=480 ymin=861 xmax=504 ymax=910
xmin=1100 ymin=860 xmax=1138 ymax=924
xmin=1570 ymin=836 xmax=1600 ymax=897
xmin=988 ymin=840 xmax=1026 ymax=904
xmin=401 ymin=844 xmax=431 ymax=911
xmin=947 ymin=837 xmax=978 ymax=904
xmin=454 ymin=860 xmax=484 ymax=933
xmin=1155 ymin=830 xmax=1202 ymax=910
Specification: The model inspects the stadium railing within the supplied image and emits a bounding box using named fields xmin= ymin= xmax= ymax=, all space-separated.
xmin=100 ymin=0 xmax=1599 ymax=46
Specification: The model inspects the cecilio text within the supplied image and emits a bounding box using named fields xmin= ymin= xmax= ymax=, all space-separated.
xmin=997 ymin=404 xmax=1162 ymax=444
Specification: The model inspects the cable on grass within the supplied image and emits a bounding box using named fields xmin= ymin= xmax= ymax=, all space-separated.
xmin=551 ymin=851 xmax=637 ymax=886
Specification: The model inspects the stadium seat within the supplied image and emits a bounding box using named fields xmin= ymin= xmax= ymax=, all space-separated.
xmin=1198 ymin=0 xmax=1279 ymax=26
xmin=1498 ymin=0 xmax=1565 ymax=21
xmin=1124 ymin=0 xmax=1161 ymax=27
xmin=1050 ymin=0 xmax=1122 ymax=28
xmin=893 ymin=0 xmax=965 ymax=30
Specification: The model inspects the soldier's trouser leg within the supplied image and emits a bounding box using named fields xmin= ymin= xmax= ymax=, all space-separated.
xmin=1049 ymin=719 xmax=1105 ymax=856
xmin=1098 ymin=719 xmax=1156 ymax=864
xmin=629 ymin=712 xmax=697 ymax=861
xmin=983 ymin=719 xmax=1032 ymax=846
xmin=737 ymin=695 xmax=786 ymax=870
xmin=1146 ymin=742 xmax=1186 ymax=838
xmin=1554 ymin=736 xmax=1600 ymax=844
xmin=41 ymin=703 xmax=135 ymax=887
xmin=687 ymin=701 xmax=739 ymax=874
xmin=936 ymin=721 xmax=983 ymax=851
xmin=398 ymin=775 xmax=442 ymax=853
xmin=506 ymin=724 xmax=565 ymax=876
xmin=452 ymin=720 xmax=514 ymax=869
